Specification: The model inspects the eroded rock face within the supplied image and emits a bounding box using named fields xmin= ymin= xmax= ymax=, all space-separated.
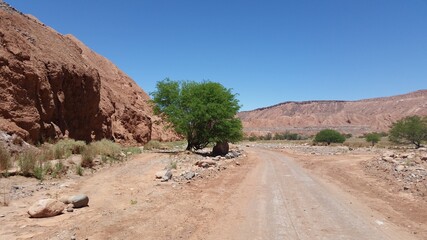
xmin=0 ymin=2 xmax=179 ymax=144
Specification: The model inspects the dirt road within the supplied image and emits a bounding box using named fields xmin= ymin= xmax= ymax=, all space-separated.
xmin=0 ymin=147 xmax=423 ymax=239
xmin=204 ymin=148 xmax=417 ymax=240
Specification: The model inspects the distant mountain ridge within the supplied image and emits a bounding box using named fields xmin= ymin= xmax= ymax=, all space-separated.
xmin=238 ymin=90 xmax=427 ymax=136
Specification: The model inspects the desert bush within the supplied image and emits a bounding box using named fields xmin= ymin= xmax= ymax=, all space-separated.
xmin=123 ymin=146 xmax=142 ymax=155
xmin=273 ymin=132 xmax=304 ymax=140
xmin=248 ymin=135 xmax=258 ymax=141
xmin=365 ymin=132 xmax=381 ymax=146
xmin=33 ymin=162 xmax=45 ymax=181
xmin=170 ymin=161 xmax=177 ymax=170
xmin=18 ymin=150 xmax=38 ymax=176
xmin=47 ymin=160 xmax=66 ymax=178
xmin=389 ymin=115 xmax=427 ymax=148
xmin=90 ymin=139 xmax=122 ymax=159
xmin=53 ymin=139 xmax=86 ymax=159
xmin=81 ymin=147 xmax=95 ymax=168
xmin=143 ymin=140 xmax=162 ymax=150
xmin=0 ymin=144 xmax=11 ymax=171
xmin=314 ymin=129 xmax=346 ymax=145
xmin=76 ymin=164 xmax=84 ymax=176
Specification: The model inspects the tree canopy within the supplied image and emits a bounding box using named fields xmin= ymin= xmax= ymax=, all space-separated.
xmin=389 ymin=115 xmax=427 ymax=148
xmin=365 ymin=132 xmax=381 ymax=146
xmin=313 ymin=129 xmax=346 ymax=145
xmin=151 ymin=79 xmax=243 ymax=151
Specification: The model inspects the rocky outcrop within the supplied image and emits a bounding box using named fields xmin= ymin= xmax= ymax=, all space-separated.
xmin=0 ymin=2 xmax=178 ymax=144
xmin=238 ymin=90 xmax=427 ymax=136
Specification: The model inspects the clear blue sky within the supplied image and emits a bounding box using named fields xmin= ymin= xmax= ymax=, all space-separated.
xmin=7 ymin=0 xmax=427 ymax=111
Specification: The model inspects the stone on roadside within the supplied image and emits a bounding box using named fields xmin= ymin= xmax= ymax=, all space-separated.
xmin=383 ymin=151 xmax=395 ymax=158
xmin=69 ymin=194 xmax=89 ymax=208
xmin=395 ymin=165 xmax=405 ymax=172
xmin=161 ymin=170 xmax=173 ymax=182
xmin=28 ymin=199 xmax=65 ymax=218
xmin=382 ymin=156 xmax=395 ymax=163
xmin=67 ymin=204 xmax=74 ymax=212
xmin=196 ymin=159 xmax=217 ymax=168
xmin=184 ymin=171 xmax=195 ymax=180
xmin=155 ymin=170 xmax=167 ymax=179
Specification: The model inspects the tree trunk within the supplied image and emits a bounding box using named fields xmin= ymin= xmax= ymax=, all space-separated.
xmin=212 ymin=141 xmax=229 ymax=156
xmin=186 ymin=142 xmax=193 ymax=151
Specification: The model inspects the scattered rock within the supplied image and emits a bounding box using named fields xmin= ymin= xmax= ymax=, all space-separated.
xmin=382 ymin=156 xmax=395 ymax=163
xmin=28 ymin=199 xmax=65 ymax=218
xmin=196 ymin=159 xmax=217 ymax=168
xmin=395 ymin=165 xmax=405 ymax=172
xmin=0 ymin=214 xmax=5 ymax=218
xmin=184 ymin=171 xmax=195 ymax=180
xmin=60 ymin=194 xmax=89 ymax=208
xmin=66 ymin=204 xmax=74 ymax=212
xmin=162 ymin=170 xmax=173 ymax=182
xmin=69 ymin=194 xmax=89 ymax=208
xmin=155 ymin=170 xmax=167 ymax=179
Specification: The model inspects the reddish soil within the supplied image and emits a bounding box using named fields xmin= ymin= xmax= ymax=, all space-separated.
xmin=1 ymin=144 xmax=426 ymax=239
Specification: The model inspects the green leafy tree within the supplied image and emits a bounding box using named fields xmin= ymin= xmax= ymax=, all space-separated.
xmin=365 ymin=132 xmax=381 ymax=146
xmin=389 ymin=115 xmax=427 ymax=149
xmin=314 ymin=129 xmax=346 ymax=145
xmin=151 ymin=79 xmax=243 ymax=151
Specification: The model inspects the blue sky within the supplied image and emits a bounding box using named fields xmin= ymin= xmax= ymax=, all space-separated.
xmin=7 ymin=0 xmax=427 ymax=111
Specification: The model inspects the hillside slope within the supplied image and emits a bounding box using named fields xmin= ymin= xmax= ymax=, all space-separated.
xmin=0 ymin=2 xmax=178 ymax=144
xmin=238 ymin=90 xmax=427 ymax=136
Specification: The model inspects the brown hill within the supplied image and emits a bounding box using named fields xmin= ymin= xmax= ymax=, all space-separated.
xmin=0 ymin=2 xmax=178 ymax=144
xmin=238 ymin=90 xmax=427 ymax=137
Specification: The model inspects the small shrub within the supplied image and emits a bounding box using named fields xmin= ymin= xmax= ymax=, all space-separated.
xmin=81 ymin=147 xmax=95 ymax=168
xmin=50 ymin=160 xmax=65 ymax=178
xmin=53 ymin=139 xmax=86 ymax=159
xmin=170 ymin=161 xmax=177 ymax=169
xmin=0 ymin=144 xmax=11 ymax=171
xmin=76 ymin=165 xmax=84 ymax=176
xmin=365 ymin=132 xmax=381 ymax=146
xmin=33 ymin=162 xmax=44 ymax=181
xmin=123 ymin=147 xmax=142 ymax=155
xmin=90 ymin=139 xmax=122 ymax=160
xmin=143 ymin=140 xmax=162 ymax=150
xmin=248 ymin=135 xmax=257 ymax=142
xmin=1 ymin=183 xmax=10 ymax=206
xmin=18 ymin=150 xmax=38 ymax=176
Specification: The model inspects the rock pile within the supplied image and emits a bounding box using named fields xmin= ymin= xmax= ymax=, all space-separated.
xmin=363 ymin=149 xmax=427 ymax=199
xmin=155 ymin=147 xmax=246 ymax=182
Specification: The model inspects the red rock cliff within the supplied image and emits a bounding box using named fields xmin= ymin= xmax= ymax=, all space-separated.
xmin=0 ymin=2 xmax=178 ymax=144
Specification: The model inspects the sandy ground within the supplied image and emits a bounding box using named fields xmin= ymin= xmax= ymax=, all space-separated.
xmin=0 ymin=146 xmax=426 ymax=239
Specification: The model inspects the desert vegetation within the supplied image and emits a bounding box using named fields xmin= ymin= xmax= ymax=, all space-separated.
xmin=389 ymin=115 xmax=427 ymax=148
xmin=0 ymin=138 xmax=136 ymax=180
xmin=151 ymin=79 xmax=243 ymax=153
xmin=313 ymin=129 xmax=346 ymax=145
